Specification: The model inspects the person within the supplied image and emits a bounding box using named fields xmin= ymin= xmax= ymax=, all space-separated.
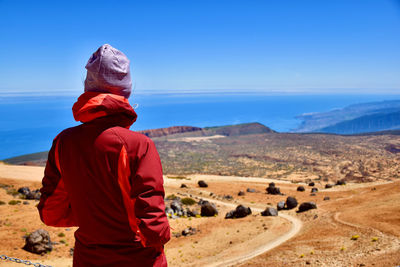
xmin=38 ymin=44 xmax=171 ymax=266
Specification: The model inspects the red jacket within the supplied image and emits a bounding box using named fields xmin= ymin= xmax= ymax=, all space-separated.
xmin=38 ymin=92 xmax=170 ymax=266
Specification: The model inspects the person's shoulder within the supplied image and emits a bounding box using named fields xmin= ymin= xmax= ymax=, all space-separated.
xmin=111 ymin=126 xmax=154 ymax=145
xmin=53 ymin=124 xmax=84 ymax=141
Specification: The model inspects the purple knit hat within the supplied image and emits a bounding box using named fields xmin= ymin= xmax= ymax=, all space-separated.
xmin=84 ymin=44 xmax=132 ymax=98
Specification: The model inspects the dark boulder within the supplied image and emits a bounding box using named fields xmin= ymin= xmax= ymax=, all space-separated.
xmin=23 ymin=229 xmax=52 ymax=255
xmin=180 ymin=184 xmax=188 ymax=188
xmin=323 ymin=196 xmax=330 ymax=201
xmin=336 ymin=179 xmax=346 ymax=186
xmin=297 ymin=186 xmax=305 ymax=192
xmin=200 ymin=201 xmax=218 ymax=216
xmin=277 ymin=201 xmax=285 ymax=211
xmin=261 ymin=207 xmax=278 ymax=216
xmin=266 ymin=183 xmax=281 ymax=195
xmin=308 ymin=182 xmax=315 ymax=186
xmin=198 ymin=180 xmax=208 ymax=187
xmin=285 ymin=196 xmax=298 ymax=210
xmin=225 ymin=205 xmax=252 ymax=219
xmin=325 ymin=184 xmax=333 ymax=189
xmin=18 ymin=187 xmax=31 ymax=196
xmin=298 ymin=202 xmax=317 ymax=212
xmin=246 ymin=188 xmax=256 ymax=193
xmin=311 ymin=187 xmax=318 ymax=193
xmin=223 ymin=195 xmax=233 ymax=200
xmin=182 ymin=227 xmax=197 ymax=236
xmin=18 ymin=187 xmax=41 ymax=200
xmin=238 ymin=190 xmax=245 ymax=196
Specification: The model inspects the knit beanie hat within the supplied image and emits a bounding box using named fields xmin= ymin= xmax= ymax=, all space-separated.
xmin=84 ymin=44 xmax=132 ymax=98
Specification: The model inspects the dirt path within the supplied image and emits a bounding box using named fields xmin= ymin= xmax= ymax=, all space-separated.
xmin=187 ymin=191 xmax=303 ymax=267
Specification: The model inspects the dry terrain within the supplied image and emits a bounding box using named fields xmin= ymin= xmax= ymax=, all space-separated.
xmin=0 ymin=163 xmax=399 ymax=266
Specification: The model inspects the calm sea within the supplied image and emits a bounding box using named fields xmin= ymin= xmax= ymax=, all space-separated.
xmin=1 ymin=92 xmax=399 ymax=159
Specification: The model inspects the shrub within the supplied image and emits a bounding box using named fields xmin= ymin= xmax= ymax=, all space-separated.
xmin=181 ymin=197 xmax=196 ymax=205
xmin=351 ymin=234 xmax=360 ymax=240
xmin=0 ymin=200 xmax=6 ymax=205
xmin=8 ymin=200 xmax=21 ymax=205
xmin=58 ymin=233 xmax=65 ymax=237
xmin=166 ymin=194 xmax=178 ymax=200
xmin=371 ymin=237 xmax=378 ymax=242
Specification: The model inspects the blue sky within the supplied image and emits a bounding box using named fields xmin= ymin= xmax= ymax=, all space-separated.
xmin=0 ymin=0 xmax=399 ymax=94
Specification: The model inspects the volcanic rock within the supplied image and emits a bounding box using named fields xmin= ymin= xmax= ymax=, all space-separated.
xmin=182 ymin=227 xmax=197 ymax=236
xmin=277 ymin=201 xmax=285 ymax=211
xmin=180 ymin=184 xmax=188 ymax=188
xmin=336 ymin=179 xmax=346 ymax=186
xmin=308 ymin=182 xmax=315 ymax=186
xmin=325 ymin=184 xmax=333 ymax=189
xmin=198 ymin=180 xmax=208 ymax=188
xmin=323 ymin=196 xmax=330 ymax=201
xmin=261 ymin=207 xmax=278 ymax=216
xmin=285 ymin=196 xmax=298 ymax=210
xmin=311 ymin=187 xmax=318 ymax=193
xmin=238 ymin=190 xmax=245 ymax=196
xmin=297 ymin=186 xmax=305 ymax=192
xmin=246 ymin=188 xmax=256 ymax=193
xmin=200 ymin=201 xmax=218 ymax=216
xmin=266 ymin=183 xmax=281 ymax=195
xmin=23 ymin=229 xmax=52 ymax=255
xmin=298 ymin=202 xmax=317 ymax=212
xmin=225 ymin=205 xmax=252 ymax=219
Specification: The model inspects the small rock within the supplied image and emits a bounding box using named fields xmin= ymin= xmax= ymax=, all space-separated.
xmin=310 ymin=193 xmax=316 ymax=196
xmin=223 ymin=195 xmax=233 ymax=200
xmin=285 ymin=196 xmax=298 ymax=210
xmin=311 ymin=187 xmax=318 ymax=193
xmin=298 ymin=202 xmax=317 ymax=212
xmin=266 ymin=183 xmax=281 ymax=195
xmin=69 ymin=248 xmax=74 ymax=257
xmin=336 ymin=179 xmax=346 ymax=186
xmin=261 ymin=207 xmax=278 ymax=216
xmin=182 ymin=227 xmax=197 ymax=236
xmin=238 ymin=190 xmax=245 ymax=196
xmin=308 ymin=182 xmax=315 ymax=186
xmin=277 ymin=201 xmax=285 ymax=211
xmin=23 ymin=229 xmax=52 ymax=255
xmin=325 ymin=184 xmax=333 ymax=189
xmin=180 ymin=184 xmax=188 ymax=188
xmin=198 ymin=180 xmax=208 ymax=187
xmin=246 ymin=188 xmax=256 ymax=193
xmin=23 ymin=201 xmax=29 ymax=205
xmin=323 ymin=196 xmax=330 ymax=201
xmin=297 ymin=186 xmax=305 ymax=192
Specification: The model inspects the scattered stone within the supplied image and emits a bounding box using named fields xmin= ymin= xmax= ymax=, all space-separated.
xmin=266 ymin=182 xmax=281 ymax=195
xmin=306 ymin=260 xmax=311 ymax=265
xmin=310 ymin=193 xmax=316 ymax=196
xmin=297 ymin=186 xmax=305 ymax=192
xmin=311 ymin=187 xmax=318 ymax=193
xmin=325 ymin=184 xmax=333 ymax=189
xmin=17 ymin=187 xmax=41 ymax=200
xmin=200 ymin=201 xmax=218 ymax=216
xmin=277 ymin=201 xmax=285 ymax=211
xmin=246 ymin=188 xmax=256 ymax=193
xmin=182 ymin=227 xmax=197 ymax=236
xmin=323 ymin=196 xmax=330 ymax=201
xmin=261 ymin=207 xmax=278 ymax=216
xmin=23 ymin=201 xmax=29 ymax=205
xmin=336 ymin=179 xmax=346 ymax=186
xmin=223 ymin=195 xmax=233 ymax=200
xmin=308 ymin=182 xmax=315 ymax=186
xmin=180 ymin=184 xmax=188 ymax=188
xmin=225 ymin=205 xmax=252 ymax=219
xmin=238 ymin=190 xmax=245 ymax=196
xmin=23 ymin=229 xmax=52 ymax=255
xmin=285 ymin=196 xmax=298 ymax=210
xmin=298 ymin=202 xmax=317 ymax=212
xmin=69 ymin=248 xmax=74 ymax=257
xmin=198 ymin=180 xmax=208 ymax=188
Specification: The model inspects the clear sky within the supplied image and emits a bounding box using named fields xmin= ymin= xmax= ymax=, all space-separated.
xmin=0 ymin=0 xmax=399 ymax=94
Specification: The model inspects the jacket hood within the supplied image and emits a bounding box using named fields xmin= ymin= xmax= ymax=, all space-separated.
xmin=72 ymin=92 xmax=137 ymax=127
xmin=84 ymin=44 xmax=132 ymax=99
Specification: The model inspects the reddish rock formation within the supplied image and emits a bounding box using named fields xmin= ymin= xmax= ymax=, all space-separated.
xmin=138 ymin=126 xmax=202 ymax=138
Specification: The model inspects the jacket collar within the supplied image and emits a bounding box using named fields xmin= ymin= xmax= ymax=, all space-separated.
xmin=72 ymin=92 xmax=137 ymax=127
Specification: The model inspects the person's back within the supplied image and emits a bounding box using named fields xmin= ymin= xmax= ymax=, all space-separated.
xmin=38 ymin=44 xmax=170 ymax=266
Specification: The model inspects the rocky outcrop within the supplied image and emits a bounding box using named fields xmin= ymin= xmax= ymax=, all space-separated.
xmin=23 ymin=229 xmax=52 ymax=255
xmin=18 ymin=187 xmax=40 ymax=200
xmin=139 ymin=126 xmax=202 ymax=138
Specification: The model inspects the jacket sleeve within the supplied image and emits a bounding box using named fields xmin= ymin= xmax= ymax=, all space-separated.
xmin=37 ymin=136 xmax=77 ymax=227
xmin=131 ymin=139 xmax=171 ymax=248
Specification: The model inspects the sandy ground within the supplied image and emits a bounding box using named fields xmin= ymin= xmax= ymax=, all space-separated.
xmin=1 ymin=164 xmax=400 ymax=266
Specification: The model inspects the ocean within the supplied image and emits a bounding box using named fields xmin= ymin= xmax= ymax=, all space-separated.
xmin=1 ymin=92 xmax=399 ymax=160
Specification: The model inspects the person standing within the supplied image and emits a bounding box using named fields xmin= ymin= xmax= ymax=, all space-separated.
xmin=38 ymin=44 xmax=171 ymax=266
